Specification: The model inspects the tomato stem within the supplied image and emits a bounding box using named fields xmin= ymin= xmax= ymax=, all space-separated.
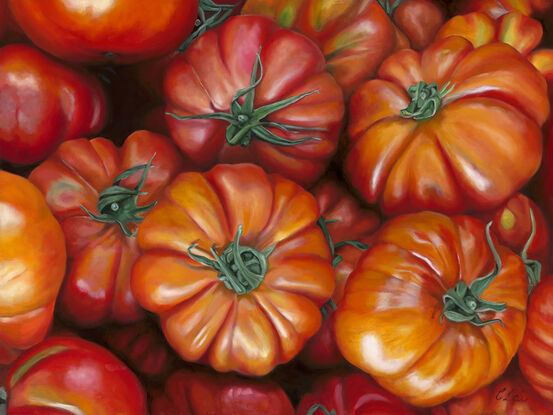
xmin=187 ymin=225 xmax=276 ymax=295
xmin=377 ymin=0 xmax=405 ymax=18
xmin=400 ymin=81 xmax=454 ymax=121
xmin=166 ymin=48 xmax=325 ymax=147
xmin=317 ymin=217 xmax=370 ymax=268
xmin=80 ymin=154 xmax=157 ymax=238
xmin=306 ymin=404 xmax=337 ymax=415
xmin=440 ymin=221 xmax=507 ymax=328
xmin=521 ymin=208 xmax=541 ymax=293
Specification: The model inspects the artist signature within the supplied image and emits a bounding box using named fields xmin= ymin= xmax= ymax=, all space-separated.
xmin=495 ymin=387 xmax=529 ymax=402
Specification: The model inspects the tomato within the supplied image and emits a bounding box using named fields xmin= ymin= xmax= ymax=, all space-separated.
xmin=519 ymin=277 xmax=553 ymax=402
xmin=131 ymin=163 xmax=335 ymax=376
xmin=0 ymin=171 xmax=66 ymax=365
xmin=164 ymin=15 xmax=344 ymax=187
xmin=241 ymin=0 xmax=444 ymax=97
xmin=455 ymin=0 xmax=552 ymax=17
xmin=346 ymin=37 xmax=549 ymax=215
xmin=151 ymin=368 xmax=294 ymax=415
xmin=29 ymin=131 xmax=186 ymax=328
xmin=0 ymin=44 xmax=107 ymax=165
xmin=296 ymin=371 xmax=420 ymax=415
xmin=300 ymin=178 xmax=380 ymax=368
xmin=8 ymin=0 xmax=198 ymax=64
xmin=334 ymin=211 xmax=529 ymax=406
xmin=432 ymin=364 xmax=553 ymax=415
xmin=5 ymin=337 xmax=148 ymax=414
xmin=102 ymin=320 xmax=178 ymax=382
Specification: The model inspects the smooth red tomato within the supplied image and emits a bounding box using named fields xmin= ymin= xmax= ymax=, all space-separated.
xmin=346 ymin=37 xmax=549 ymax=215
xmin=0 ymin=171 xmax=66 ymax=365
xmin=300 ymin=178 xmax=380 ymax=368
xmin=0 ymin=44 xmax=106 ymax=165
xmin=151 ymin=368 xmax=294 ymax=415
xmin=164 ymin=15 xmax=344 ymax=187
xmin=131 ymin=163 xmax=335 ymax=376
xmin=335 ymin=212 xmax=528 ymax=406
xmin=296 ymin=371 xmax=420 ymax=415
xmin=29 ymin=131 xmax=186 ymax=328
xmin=8 ymin=0 xmax=198 ymax=64
xmin=5 ymin=337 xmax=148 ymax=415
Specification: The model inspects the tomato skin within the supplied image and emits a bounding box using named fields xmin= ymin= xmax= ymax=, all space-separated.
xmin=393 ymin=0 xmax=445 ymax=51
xmin=151 ymin=368 xmax=294 ymax=415
xmin=0 ymin=44 xmax=106 ymax=165
xmin=8 ymin=0 xmax=198 ymax=64
xmin=334 ymin=211 xmax=528 ymax=406
xmin=299 ymin=179 xmax=380 ymax=368
xmin=164 ymin=15 xmax=344 ymax=187
xmin=455 ymin=0 xmax=552 ymax=17
xmin=29 ymin=130 xmax=186 ymax=328
xmin=0 ymin=171 xmax=66 ymax=364
xmin=296 ymin=371 xmax=419 ymax=415
xmin=6 ymin=337 xmax=148 ymax=415
xmin=346 ymin=37 xmax=549 ymax=215
xmin=132 ymin=163 xmax=335 ymax=376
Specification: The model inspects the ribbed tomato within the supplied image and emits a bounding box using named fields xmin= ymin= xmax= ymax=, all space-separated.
xmin=29 ymin=131 xmax=185 ymax=327
xmin=131 ymin=163 xmax=335 ymax=376
xmin=335 ymin=211 xmax=529 ymax=406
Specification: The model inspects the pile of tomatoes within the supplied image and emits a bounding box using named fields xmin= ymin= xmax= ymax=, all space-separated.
xmin=3 ymin=0 xmax=553 ymax=414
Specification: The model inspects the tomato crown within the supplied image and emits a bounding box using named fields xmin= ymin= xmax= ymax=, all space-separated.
xmin=377 ymin=0 xmax=405 ymax=18
xmin=400 ymin=81 xmax=454 ymax=121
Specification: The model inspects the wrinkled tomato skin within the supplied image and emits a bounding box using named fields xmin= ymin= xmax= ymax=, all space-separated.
xmin=8 ymin=0 xmax=198 ymax=64
xmin=0 ymin=44 xmax=107 ymax=165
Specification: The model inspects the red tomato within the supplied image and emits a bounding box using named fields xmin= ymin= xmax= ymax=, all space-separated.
xmin=151 ymin=368 xmax=294 ymax=415
xmin=164 ymin=15 xmax=345 ymax=187
xmin=5 ymin=337 xmax=148 ymax=415
xmin=0 ymin=171 xmax=66 ymax=365
xmin=8 ymin=0 xmax=198 ymax=64
xmin=346 ymin=37 xmax=549 ymax=215
xmin=455 ymin=0 xmax=552 ymax=17
xmin=300 ymin=179 xmax=380 ymax=368
xmin=296 ymin=371 xmax=419 ymax=415
xmin=29 ymin=131 xmax=186 ymax=328
xmin=0 ymin=44 xmax=106 ymax=165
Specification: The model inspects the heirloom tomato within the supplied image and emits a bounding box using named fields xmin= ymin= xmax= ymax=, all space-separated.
xmin=346 ymin=37 xmax=549 ymax=215
xmin=164 ymin=15 xmax=344 ymax=187
xmin=151 ymin=368 xmax=294 ymax=415
xmin=296 ymin=371 xmax=418 ymax=415
xmin=29 ymin=131 xmax=185 ymax=328
xmin=0 ymin=44 xmax=106 ymax=165
xmin=432 ymin=364 xmax=553 ymax=415
xmin=131 ymin=163 xmax=335 ymax=376
xmin=334 ymin=211 xmax=529 ymax=406
xmin=300 ymin=179 xmax=380 ymax=368
xmin=5 ymin=337 xmax=148 ymax=415
xmin=8 ymin=0 xmax=198 ymax=64
xmin=455 ymin=0 xmax=552 ymax=17
xmin=241 ymin=0 xmax=444 ymax=97
xmin=0 ymin=172 xmax=66 ymax=364
xmin=519 ymin=277 xmax=553 ymax=402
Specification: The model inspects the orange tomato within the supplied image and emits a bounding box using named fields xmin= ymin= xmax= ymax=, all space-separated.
xmin=0 ymin=171 xmax=66 ymax=364
xmin=334 ymin=211 xmax=528 ymax=406
xmin=131 ymin=163 xmax=335 ymax=376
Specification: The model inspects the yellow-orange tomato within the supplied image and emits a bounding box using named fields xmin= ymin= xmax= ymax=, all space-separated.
xmin=131 ymin=164 xmax=335 ymax=376
xmin=0 ymin=171 xmax=66 ymax=364
xmin=335 ymin=211 xmax=528 ymax=406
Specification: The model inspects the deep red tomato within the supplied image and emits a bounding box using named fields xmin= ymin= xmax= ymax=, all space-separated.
xmin=29 ymin=131 xmax=186 ymax=328
xmin=346 ymin=37 xmax=549 ymax=215
xmin=0 ymin=171 xmax=66 ymax=365
xmin=335 ymin=212 xmax=528 ymax=406
xmin=432 ymin=364 xmax=553 ymax=414
xmin=8 ymin=0 xmax=198 ymax=64
xmin=0 ymin=44 xmax=106 ymax=165
xmin=151 ymin=368 xmax=294 ymax=415
xmin=164 ymin=15 xmax=344 ymax=187
xmin=300 ymin=179 xmax=380 ymax=368
xmin=5 ymin=337 xmax=148 ymax=414
xmin=296 ymin=371 xmax=420 ymax=415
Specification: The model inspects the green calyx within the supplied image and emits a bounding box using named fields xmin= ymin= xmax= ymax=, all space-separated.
xmin=179 ymin=0 xmax=239 ymax=52
xmin=377 ymin=0 xmax=405 ymax=18
xmin=167 ymin=48 xmax=325 ymax=148
xmin=80 ymin=154 xmax=157 ymax=238
xmin=187 ymin=225 xmax=275 ymax=295
xmin=521 ymin=208 xmax=541 ymax=294
xmin=441 ymin=221 xmax=507 ymax=328
xmin=400 ymin=81 xmax=454 ymax=121
xmin=306 ymin=404 xmax=336 ymax=415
